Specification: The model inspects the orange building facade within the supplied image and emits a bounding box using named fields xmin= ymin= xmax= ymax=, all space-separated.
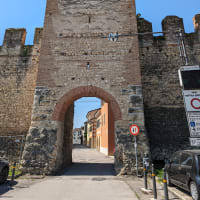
xmin=86 ymin=101 xmax=115 ymax=156
xmin=86 ymin=109 xmax=100 ymax=148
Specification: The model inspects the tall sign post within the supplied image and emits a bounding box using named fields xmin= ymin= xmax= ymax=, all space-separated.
xmin=179 ymin=65 xmax=200 ymax=146
xmin=130 ymin=125 xmax=140 ymax=176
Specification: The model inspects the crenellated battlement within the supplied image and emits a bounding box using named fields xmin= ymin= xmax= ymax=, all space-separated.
xmin=0 ymin=27 xmax=43 ymax=139
xmin=34 ymin=28 xmax=43 ymax=45
xmin=137 ymin=14 xmax=200 ymax=46
xmin=1 ymin=13 xmax=199 ymax=53
xmin=193 ymin=14 xmax=200 ymax=41
xmin=3 ymin=28 xmax=26 ymax=49
xmin=0 ymin=28 xmax=43 ymax=56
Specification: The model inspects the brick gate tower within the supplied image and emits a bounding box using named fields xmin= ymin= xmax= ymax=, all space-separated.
xmin=22 ymin=0 xmax=149 ymax=175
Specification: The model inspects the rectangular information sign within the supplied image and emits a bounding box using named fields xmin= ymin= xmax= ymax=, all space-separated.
xmin=187 ymin=112 xmax=200 ymax=137
xmin=190 ymin=138 xmax=200 ymax=146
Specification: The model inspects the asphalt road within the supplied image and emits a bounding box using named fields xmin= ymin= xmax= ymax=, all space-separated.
xmin=0 ymin=145 xmax=137 ymax=200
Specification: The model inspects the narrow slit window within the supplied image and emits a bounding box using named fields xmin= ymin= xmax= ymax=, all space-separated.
xmin=87 ymin=62 xmax=90 ymax=69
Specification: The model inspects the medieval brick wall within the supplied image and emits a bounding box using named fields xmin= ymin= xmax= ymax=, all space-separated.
xmin=0 ymin=28 xmax=42 ymax=136
xmin=138 ymin=14 xmax=200 ymax=161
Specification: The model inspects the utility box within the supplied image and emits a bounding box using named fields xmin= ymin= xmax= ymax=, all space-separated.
xmin=178 ymin=65 xmax=200 ymax=89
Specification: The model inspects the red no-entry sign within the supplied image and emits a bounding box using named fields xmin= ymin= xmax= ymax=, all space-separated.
xmin=130 ymin=125 xmax=140 ymax=136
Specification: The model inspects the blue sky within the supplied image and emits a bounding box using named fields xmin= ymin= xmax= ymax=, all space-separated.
xmin=74 ymin=98 xmax=101 ymax=128
xmin=0 ymin=0 xmax=199 ymax=128
xmin=0 ymin=0 xmax=199 ymax=45
xmin=136 ymin=0 xmax=199 ymax=34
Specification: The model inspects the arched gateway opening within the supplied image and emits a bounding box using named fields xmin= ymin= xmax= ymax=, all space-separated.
xmin=51 ymin=86 xmax=122 ymax=169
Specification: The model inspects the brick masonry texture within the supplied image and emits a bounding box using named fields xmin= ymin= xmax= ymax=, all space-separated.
xmin=0 ymin=1 xmax=199 ymax=175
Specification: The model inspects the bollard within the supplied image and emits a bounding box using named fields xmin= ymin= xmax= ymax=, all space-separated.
xmin=152 ymin=164 xmax=157 ymax=199
xmin=11 ymin=161 xmax=16 ymax=184
xmin=144 ymin=164 xmax=148 ymax=189
xmin=163 ymin=168 xmax=169 ymax=200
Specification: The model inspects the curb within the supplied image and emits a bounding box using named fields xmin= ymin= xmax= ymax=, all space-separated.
xmin=140 ymin=188 xmax=153 ymax=195
xmin=155 ymin=177 xmax=192 ymax=200
xmin=168 ymin=187 xmax=192 ymax=200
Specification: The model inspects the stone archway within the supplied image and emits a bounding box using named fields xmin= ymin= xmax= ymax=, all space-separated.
xmin=22 ymin=84 xmax=149 ymax=175
xmin=22 ymin=86 xmax=124 ymax=175
xmin=51 ymin=86 xmax=122 ymax=170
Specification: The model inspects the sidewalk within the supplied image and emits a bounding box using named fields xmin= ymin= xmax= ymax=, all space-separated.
xmin=123 ymin=175 xmax=178 ymax=200
xmin=122 ymin=174 xmax=193 ymax=200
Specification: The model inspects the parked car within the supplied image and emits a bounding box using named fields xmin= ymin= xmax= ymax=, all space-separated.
xmin=0 ymin=159 xmax=9 ymax=184
xmin=165 ymin=150 xmax=200 ymax=200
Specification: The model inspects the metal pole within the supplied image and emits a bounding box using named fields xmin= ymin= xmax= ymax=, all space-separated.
xmin=163 ymin=168 xmax=169 ymax=200
xmin=152 ymin=164 xmax=157 ymax=199
xmin=180 ymin=32 xmax=189 ymax=66
xmin=134 ymin=136 xmax=139 ymax=176
xmin=11 ymin=161 xmax=16 ymax=184
xmin=19 ymin=135 xmax=24 ymax=162
xmin=144 ymin=164 xmax=148 ymax=189
xmin=177 ymin=31 xmax=189 ymax=66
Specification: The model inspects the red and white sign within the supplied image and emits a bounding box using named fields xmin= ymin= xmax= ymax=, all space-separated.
xmin=191 ymin=98 xmax=200 ymax=110
xmin=183 ymin=90 xmax=200 ymax=111
xmin=129 ymin=125 xmax=140 ymax=136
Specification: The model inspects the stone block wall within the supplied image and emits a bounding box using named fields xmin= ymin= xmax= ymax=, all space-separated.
xmin=138 ymin=14 xmax=200 ymax=161
xmin=0 ymin=135 xmax=25 ymax=162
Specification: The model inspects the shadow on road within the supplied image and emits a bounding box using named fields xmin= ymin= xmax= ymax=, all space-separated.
xmin=59 ymin=144 xmax=116 ymax=176
xmin=72 ymin=144 xmax=90 ymax=149
xmin=62 ymin=162 xmax=116 ymax=176
xmin=0 ymin=180 xmax=17 ymax=197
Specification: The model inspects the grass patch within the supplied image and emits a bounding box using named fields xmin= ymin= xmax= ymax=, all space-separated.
xmin=9 ymin=169 xmax=22 ymax=177
xmin=155 ymin=169 xmax=163 ymax=182
xmin=8 ymin=163 xmax=22 ymax=178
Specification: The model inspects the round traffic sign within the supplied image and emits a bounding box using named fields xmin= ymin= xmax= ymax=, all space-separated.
xmin=129 ymin=125 xmax=140 ymax=136
xmin=191 ymin=98 xmax=200 ymax=110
